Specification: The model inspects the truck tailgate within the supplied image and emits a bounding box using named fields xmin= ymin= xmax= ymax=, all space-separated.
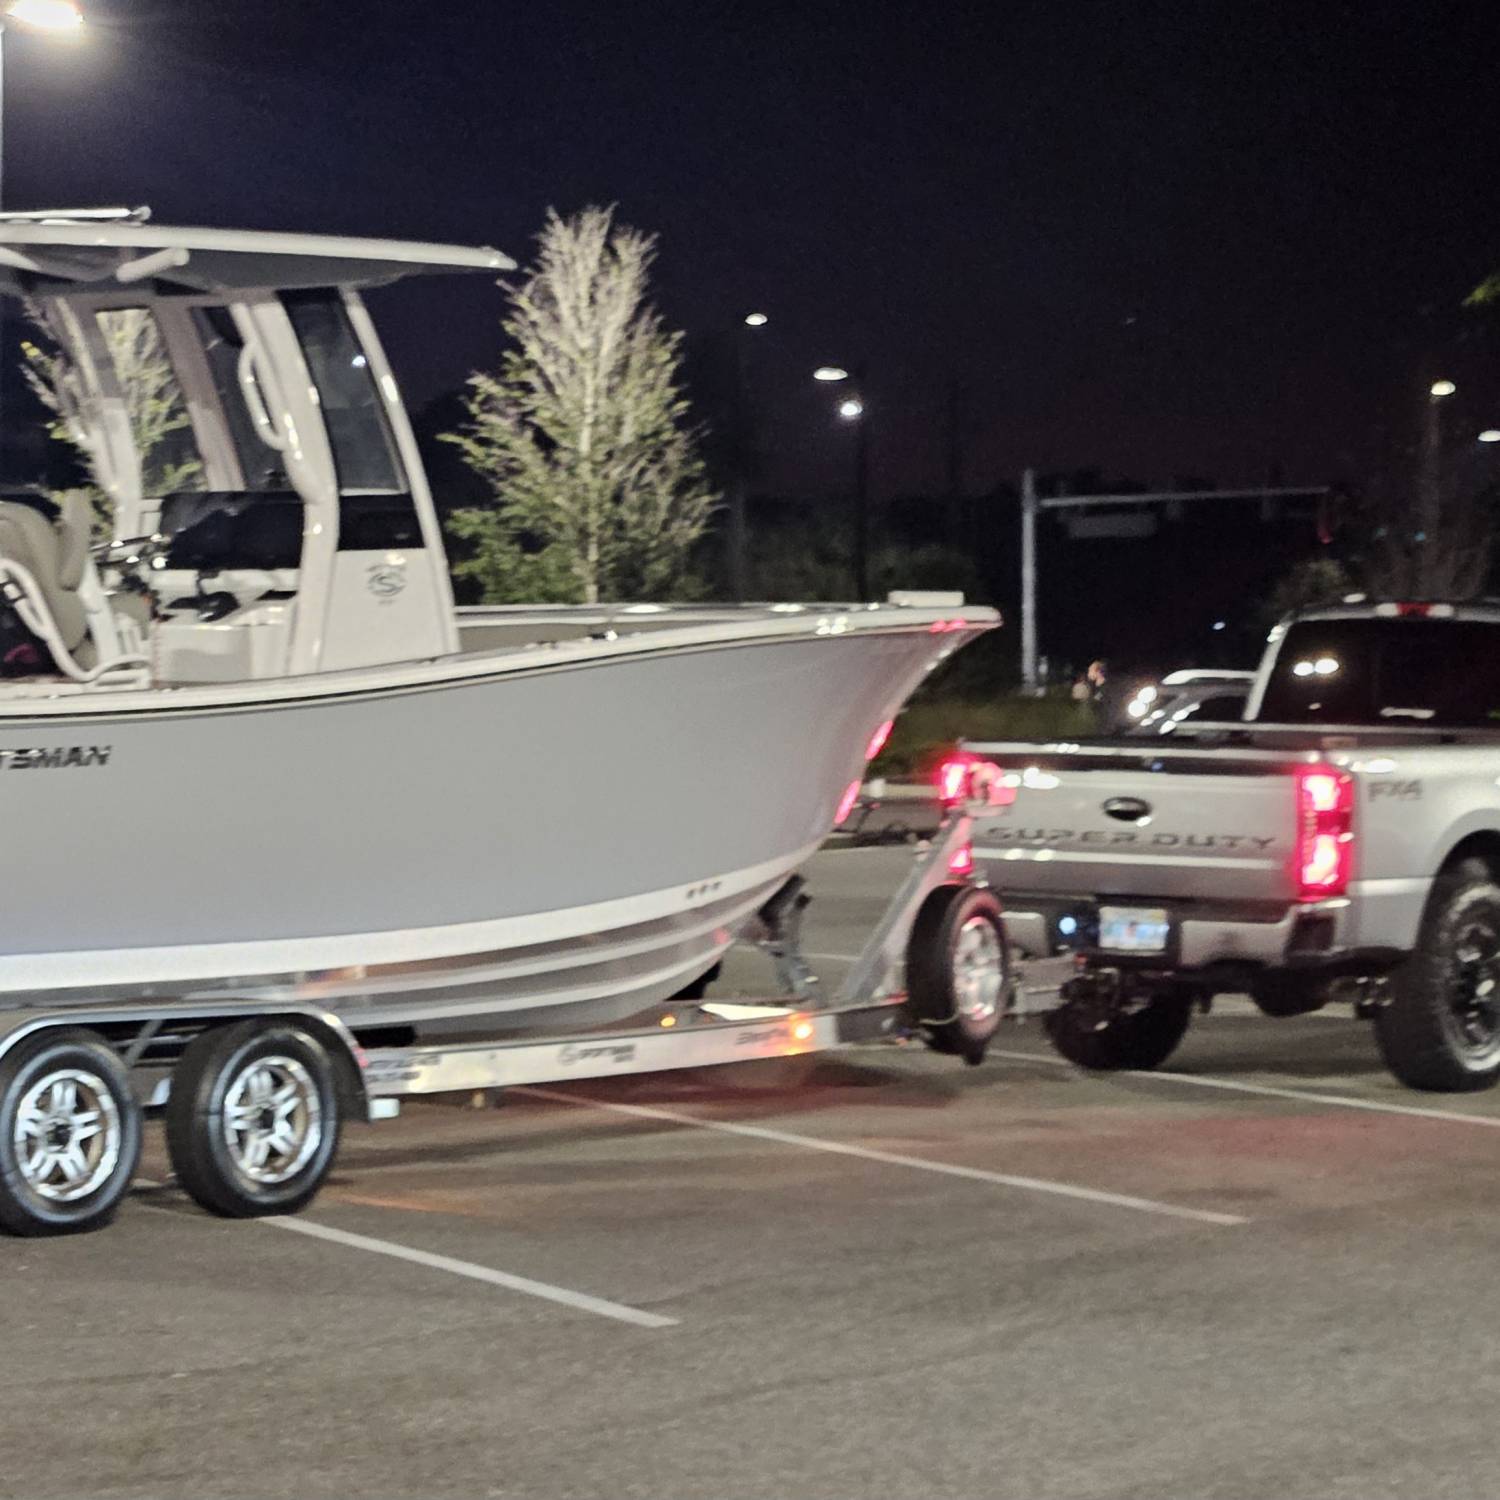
xmin=962 ymin=742 xmax=1301 ymax=903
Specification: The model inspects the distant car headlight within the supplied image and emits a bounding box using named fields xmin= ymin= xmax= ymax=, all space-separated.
xmin=1127 ymin=699 xmax=1150 ymax=718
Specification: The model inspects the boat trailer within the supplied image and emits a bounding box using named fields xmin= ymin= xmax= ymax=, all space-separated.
xmin=0 ymin=789 xmax=1042 ymax=1237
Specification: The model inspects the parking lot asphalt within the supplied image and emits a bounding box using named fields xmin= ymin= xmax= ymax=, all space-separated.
xmin=8 ymin=845 xmax=1500 ymax=1499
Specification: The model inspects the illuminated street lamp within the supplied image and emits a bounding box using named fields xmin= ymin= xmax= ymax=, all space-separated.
xmin=0 ymin=0 xmax=84 ymax=209
xmin=723 ymin=310 xmax=772 ymax=600
xmin=0 ymin=0 xmax=82 ymax=480
xmin=811 ymin=364 xmax=871 ymax=600
xmin=1479 ymin=429 xmax=1500 ymax=444
xmin=1430 ymin=379 xmax=1457 ymax=398
xmin=4 ymin=0 xmax=83 ymax=28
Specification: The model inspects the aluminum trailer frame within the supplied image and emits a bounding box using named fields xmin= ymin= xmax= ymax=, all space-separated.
xmin=0 ymin=806 xmax=1011 ymax=1236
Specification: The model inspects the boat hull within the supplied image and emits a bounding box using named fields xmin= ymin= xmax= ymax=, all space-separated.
xmin=1 ymin=620 xmax=985 ymax=1035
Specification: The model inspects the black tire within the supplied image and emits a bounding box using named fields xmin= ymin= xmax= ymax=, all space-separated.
xmin=0 ymin=1029 xmax=142 ymax=1237
xmin=1374 ymin=859 xmax=1500 ymax=1092
xmin=166 ymin=1021 xmax=341 ymax=1218
xmin=1045 ymin=991 xmax=1193 ymax=1071
xmin=906 ymin=885 xmax=1008 ymax=1063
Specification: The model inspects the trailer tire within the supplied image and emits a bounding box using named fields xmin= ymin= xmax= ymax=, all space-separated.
xmin=166 ymin=1021 xmax=341 ymax=1218
xmin=0 ymin=1029 xmax=142 ymax=1237
xmin=1375 ymin=861 xmax=1500 ymax=1092
xmin=906 ymin=885 xmax=1007 ymax=1063
xmin=1045 ymin=992 xmax=1192 ymax=1072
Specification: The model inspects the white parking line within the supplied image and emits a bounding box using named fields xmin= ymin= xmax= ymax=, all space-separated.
xmin=134 ymin=1182 xmax=675 ymax=1329
xmin=519 ymin=1087 xmax=1245 ymax=1227
xmin=258 ymin=1217 xmax=678 ymax=1327
xmin=987 ymin=1048 xmax=1500 ymax=1129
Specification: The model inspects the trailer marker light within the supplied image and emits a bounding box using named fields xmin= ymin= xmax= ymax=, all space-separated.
xmin=937 ymin=753 xmax=1010 ymax=808
xmin=792 ymin=1019 xmax=814 ymax=1043
xmin=937 ymin=755 xmax=975 ymax=805
xmin=834 ymin=779 xmax=863 ymax=825
xmin=948 ymin=843 xmax=975 ymax=876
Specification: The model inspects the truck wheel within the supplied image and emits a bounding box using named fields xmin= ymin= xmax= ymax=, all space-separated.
xmin=166 ymin=1021 xmax=341 ymax=1217
xmin=1045 ymin=992 xmax=1192 ymax=1071
xmin=907 ymin=885 xmax=1008 ymax=1063
xmin=1375 ymin=861 xmax=1500 ymax=1092
xmin=0 ymin=1029 xmax=142 ymax=1237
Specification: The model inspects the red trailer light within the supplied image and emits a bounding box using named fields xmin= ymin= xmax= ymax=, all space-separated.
xmin=1296 ymin=766 xmax=1354 ymax=900
xmin=936 ymin=753 xmax=1009 ymax=808
xmin=833 ymin=779 xmax=863 ymax=826
xmin=936 ymin=754 xmax=974 ymax=806
xmin=947 ymin=843 xmax=975 ymax=876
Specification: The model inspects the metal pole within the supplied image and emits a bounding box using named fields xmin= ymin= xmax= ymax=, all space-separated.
xmin=1 ymin=26 xmax=8 ymax=484
xmin=853 ymin=406 xmax=870 ymax=601
xmin=726 ymin=330 xmax=748 ymax=601
xmin=1419 ymin=393 xmax=1443 ymax=597
xmin=0 ymin=25 xmax=7 ymax=211
xmin=1021 ymin=466 xmax=1037 ymax=692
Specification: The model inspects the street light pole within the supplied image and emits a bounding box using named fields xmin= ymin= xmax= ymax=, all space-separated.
xmin=1020 ymin=466 xmax=1037 ymax=691
xmin=0 ymin=2 xmax=85 ymax=202
xmin=813 ymin=362 xmax=871 ymax=601
xmin=0 ymin=1 xmax=85 ymax=476
xmin=1421 ymin=379 xmax=1456 ymax=595
xmin=726 ymin=312 xmax=768 ymax=602
xmin=852 ymin=391 xmax=869 ymax=601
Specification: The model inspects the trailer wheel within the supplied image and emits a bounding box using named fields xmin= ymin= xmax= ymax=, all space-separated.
xmin=0 ymin=1029 xmax=142 ymax=1237
xmin=166 ymin=1021 xmax=341 ymax=1218
xmin=1375 ymin=861 xmax=1500 ymax=1092
xmin=906 ymin=885 xmax=1007 ymax=1063
xmin=1045 ymin=991 xmax=1192 ymax=1072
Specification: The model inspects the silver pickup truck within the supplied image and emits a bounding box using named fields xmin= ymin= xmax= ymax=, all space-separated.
xmin=963 ymin=602 xmax=1500 ymax=1092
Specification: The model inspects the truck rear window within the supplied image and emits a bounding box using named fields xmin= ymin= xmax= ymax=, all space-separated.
xmin=1257 ymin=619 xmax=1500 ymax=726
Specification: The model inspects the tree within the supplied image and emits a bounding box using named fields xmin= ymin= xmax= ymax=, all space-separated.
xmin=22 ymin=307 xmax=201 ymax=537
xmin=1337 ymin=395 xmax=1496 ymax=600
xmin=1263 ymin=555 xmax=1355 ymax=625
xmin=442 ymin=206 xmax=718 ymax=604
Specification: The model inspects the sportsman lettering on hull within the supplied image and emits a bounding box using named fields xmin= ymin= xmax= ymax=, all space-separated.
xmin=0 ymin=746 xmax=112 ymax=771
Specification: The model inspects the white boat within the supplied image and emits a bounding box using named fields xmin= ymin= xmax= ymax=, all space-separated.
xmin=0 ymin=209 xmax=998 ymax=1043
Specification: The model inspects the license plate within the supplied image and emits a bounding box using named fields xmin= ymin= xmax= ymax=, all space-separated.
xmin=1098 ymin=906 xmax=1171 ymax=954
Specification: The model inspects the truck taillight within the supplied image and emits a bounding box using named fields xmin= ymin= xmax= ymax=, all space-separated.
xmin=1296 ymin=767 xmax=1354 ymax=900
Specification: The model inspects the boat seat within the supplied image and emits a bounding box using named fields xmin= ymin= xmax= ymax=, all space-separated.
xmin=0 ymin=495 xmax=92 ymax=668
xmin=0 ymin=493 xmax=149 ymax=684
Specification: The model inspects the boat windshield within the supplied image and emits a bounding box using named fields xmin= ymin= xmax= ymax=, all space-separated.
xmin=282 ymin=292 xmax=405 ymax=494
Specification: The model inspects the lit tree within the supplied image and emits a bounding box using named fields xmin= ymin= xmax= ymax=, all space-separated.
xmin=22 ymin=306 xmax=201 ymax=536
xmin=443 ymin=206 xmax=718 ymax=603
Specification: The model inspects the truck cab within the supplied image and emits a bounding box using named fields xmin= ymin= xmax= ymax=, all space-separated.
xmin=963 ymin=601 xmax=1500 ymax=1093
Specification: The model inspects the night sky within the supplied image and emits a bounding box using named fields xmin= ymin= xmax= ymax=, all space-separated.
xmin=9 ymin=0 xmax=1500 ymax=512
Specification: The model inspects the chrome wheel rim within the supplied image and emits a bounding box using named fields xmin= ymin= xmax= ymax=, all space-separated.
xmin=1447 ymin=920 xmax=1500 ymax=1055
xmin=13 ymin=1068 xmax=123 ymax=1203
xmin=953 ymin=915 xmax=1004 ymax=1026
xmin=223 ymin=1056 xmax=322 ymax=1186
